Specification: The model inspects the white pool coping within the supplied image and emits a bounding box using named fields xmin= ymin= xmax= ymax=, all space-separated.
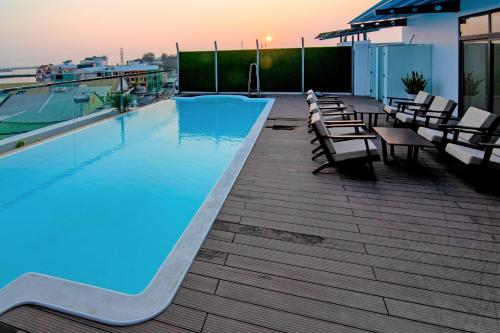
xmin=0 ymin=95 xmax=275 ymax=325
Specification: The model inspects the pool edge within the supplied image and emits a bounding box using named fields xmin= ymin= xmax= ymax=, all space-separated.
xmin=0 ymin=95 xmax=275 ymax=325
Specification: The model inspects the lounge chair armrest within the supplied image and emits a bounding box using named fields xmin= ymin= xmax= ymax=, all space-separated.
xmin=325 ymin=124 xmax=367 ymax=128
xmin=424 ymin=115 xmax=449 ymax=120
xmin=320 ymin=111 xmax=344 ymax=116
xmin=322 ymin=112 xmax=355 ymax=118
xmin=324 ymin=119 xmax=363 ymax=124
xmin=479 ymin=143 xmax=500 ymax=149
xmin=318 ymin=105 xmax=347 ymax=110
xmin=438 ymin=124 xmax=490 ymax=131
xmin=316 ymin=97 xmax=342 ymax=100
xmin=387 ymin=96 xmax=412 ymax=105
xmin=394 ymin=101 xmax=427 ymax=107
xmin=326 ymin=134 xmax=377 ymax=139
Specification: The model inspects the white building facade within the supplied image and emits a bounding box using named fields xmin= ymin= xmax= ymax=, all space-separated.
xmin=401 ymin=0 xmax=499 ymax=114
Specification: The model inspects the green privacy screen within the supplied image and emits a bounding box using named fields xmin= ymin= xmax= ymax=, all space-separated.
xmin=259 ymin=48 xmax=302 ymax=92
xmin=178 ymin=51 xmax=215 ymax=92
xmin=218 ymin=50 xmax=256 ymax=92
xmin=305 ymin=47 xmax=352 ymax=93
xmin=179 ymin=46 xmax=351 ymax=93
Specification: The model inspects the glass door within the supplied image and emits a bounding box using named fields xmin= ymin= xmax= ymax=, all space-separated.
xmin=461 ymin=40 xmax=489 ymax=111
xmin=493 ymin=40 xmax=500 ymax=115
xmin=459 ymin=8 xmax=500 ymax=115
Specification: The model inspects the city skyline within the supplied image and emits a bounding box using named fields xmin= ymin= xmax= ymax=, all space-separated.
xmin=0 ymin=0 xmax=400 ymax=67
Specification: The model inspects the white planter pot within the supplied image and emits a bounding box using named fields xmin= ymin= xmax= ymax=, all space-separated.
xmin=407 ymin=93 xmax=417 ymax=100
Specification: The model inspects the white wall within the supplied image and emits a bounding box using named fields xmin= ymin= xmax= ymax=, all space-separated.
xmin=402 ymin=0 xmax=499 ymax=103
xmin=353 ymin=41 xmax=371 ymax=96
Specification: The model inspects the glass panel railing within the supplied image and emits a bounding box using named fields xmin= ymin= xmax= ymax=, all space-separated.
xmin=0 ymin=71 xmax=170 ymax=142
xmin=0 ymin=77 xmax=120 ymax=141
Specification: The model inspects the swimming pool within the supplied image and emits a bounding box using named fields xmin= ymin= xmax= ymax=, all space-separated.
xmin=0 ymin=95 xmax=274 ymax=325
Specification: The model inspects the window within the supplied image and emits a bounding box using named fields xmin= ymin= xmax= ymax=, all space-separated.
xmin=462 ymin=41 xmax=489 ymax=111
xmin=460 ymin=14 xmax=489 ymax=36
xmin=493 ymin=11 xmax=500 ymax=33
xmin=459 ymin=9 xmax=500 ymax=115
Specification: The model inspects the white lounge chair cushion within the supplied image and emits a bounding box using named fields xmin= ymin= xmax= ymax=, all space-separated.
xmin=446 ymin=143 xmax=500 ymax=167
xmin=396 ymin=97 xmax=453 ymax=125
xmin=384 ymin=91 xmax=432 ymax=115
xmin=422 ymin=96 xmax=455 ymax=125
xmin=396 ymin=109 xmax=448 ymax=125
xmin=395 ymin=112 xmax=415 ymax=124
xmin=417 ymin=127 xmax=464 ymax=144
xmin=418 ymin=107 xmax=496 ymax=144
xmin=456 ymin=107 xmax=497 ymax=143
xmin=414 ymin=91 xmax=433 ymax=105
xmin=311 ymin=112 xmax=320 ymax=121
xmin=383 ymin=105 xmax=397 ymax=114
xmin=330 ymin=139 xmax=378 ymax=162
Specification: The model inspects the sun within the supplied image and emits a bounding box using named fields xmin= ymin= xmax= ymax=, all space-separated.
xmin=265 ymin=35 xmax=273 ymax=42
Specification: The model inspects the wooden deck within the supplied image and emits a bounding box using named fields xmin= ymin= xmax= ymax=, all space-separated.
xmin=2 ymin=95 xmax=500 ymax=333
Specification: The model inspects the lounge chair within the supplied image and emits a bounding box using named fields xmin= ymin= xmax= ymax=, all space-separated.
xmin=307 ymin=94 xmax=344 ymax=108
xmin=417 ymin=107 xmax=498 ymax=146
xmin=307 ymin=102 xmax=353 ymax=132
xmin=446 ymin=136 xmax=500 ymax=169
xmin=310 ymin=116 xmax=379 ymax=176
xmin=309 ymin=110 xmax=363 ymax=144
xmin=307 ymin=89 xmax=342 ymax=102
xmin=394 ymin=96 xmax=457 ymax=128
xmin=383 ymin=91 xmax=433 ymax=121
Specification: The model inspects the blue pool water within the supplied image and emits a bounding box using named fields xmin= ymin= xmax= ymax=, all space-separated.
xmin=0 ymin=96 xmax=269 ymax=295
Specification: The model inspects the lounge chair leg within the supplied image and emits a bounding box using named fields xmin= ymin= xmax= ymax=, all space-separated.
xmin=312 ymin=151 xmax=325 ymax=161
xmin=308 ymin=128 xmax=314 ymax=133
xmin=310 ymin=137 xmax=318 ymax=144
xmin=312 ymin=146 xmax=322 ymax=154
xmin=368 ymin=161 xmax=376 ymax=179
xmin=313 ymin=162 xmax=331 ymax=174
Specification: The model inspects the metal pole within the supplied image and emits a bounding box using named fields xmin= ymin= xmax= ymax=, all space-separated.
xmin=214 ymin=40 xmax=218 ymax=94
xmin=256 ymin=39 xmax=261 ymax=96
xmin=301 ymin=37 xmax=305 ymax=94
xmin=176 ymin=42 xmax=180 ymax=93
xmin=119 ymin=76 xmax=124 ymax=113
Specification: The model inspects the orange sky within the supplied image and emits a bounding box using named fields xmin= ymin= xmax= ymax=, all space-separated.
xmin=0 ymin=0 xmax=400 ymax=67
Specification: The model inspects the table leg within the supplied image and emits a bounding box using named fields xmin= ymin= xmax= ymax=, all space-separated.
xmin=381 ymin=140 xmax=388 ymax=163
xmin=390 ymin=144 xmax=395 ymax=158
xmin=368 ymin=113 xmax=373 ymax=130
xmin=374 ymin=114 xmax=379 ymax=127
xmin=407 ymin=146 xmax=414 ymax=163
xmin=413 ymin=146 xmax=419 ymax=162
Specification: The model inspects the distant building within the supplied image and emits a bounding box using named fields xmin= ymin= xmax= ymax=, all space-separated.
xmin=78 ymin=56 xmax=108 ymax=69
xmin=36 ymin=56 xmax=163 ymax=93
xmin=36 ymin=64 xmax=54 ymax=83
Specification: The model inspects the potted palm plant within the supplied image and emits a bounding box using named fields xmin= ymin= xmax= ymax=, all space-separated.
xmin=402 ymin=71 xmax=428 ymax=99
xmin=109 ymin=93 xmax=132 ymax=113
xmin=463 ymin=71 xmax=484 ymax=107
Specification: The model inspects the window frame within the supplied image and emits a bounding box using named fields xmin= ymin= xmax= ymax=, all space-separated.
xmin=459 ymin=8 xmax=500 ymax=115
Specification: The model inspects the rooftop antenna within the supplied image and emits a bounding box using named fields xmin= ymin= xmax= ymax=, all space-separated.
xmin=120 ymin=48 xmax=124 ymax=65
xmin=409 ymin=34 xmax=415 ymax=45
xmin=241 ymin=41 xmax=244 ymax=49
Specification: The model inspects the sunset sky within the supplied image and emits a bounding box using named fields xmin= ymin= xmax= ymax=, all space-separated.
xmin=0 ymin=0 xmax=400 ymax=67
